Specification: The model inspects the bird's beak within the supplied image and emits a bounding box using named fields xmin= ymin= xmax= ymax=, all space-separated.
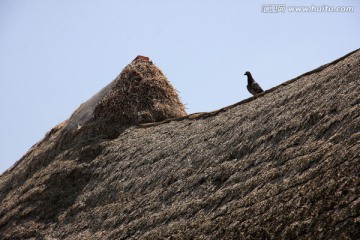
xmin=244 ymin=73 xmax=246 ymax=75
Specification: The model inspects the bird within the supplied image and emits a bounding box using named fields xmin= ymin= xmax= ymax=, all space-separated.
xmin=244 ymin=71 xmax=264 ymax=96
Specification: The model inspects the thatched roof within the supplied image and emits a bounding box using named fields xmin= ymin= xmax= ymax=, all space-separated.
xmin=1 ymin=49 xmax=359 ymax=239
xmin=92 ymin=58 xmax=186 ymax=130
xmin=65 ymin=56 xmax=186 ymax=132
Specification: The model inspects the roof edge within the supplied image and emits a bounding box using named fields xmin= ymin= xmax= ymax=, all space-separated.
xmin=138 ymin=48 xmax=360 ymax=128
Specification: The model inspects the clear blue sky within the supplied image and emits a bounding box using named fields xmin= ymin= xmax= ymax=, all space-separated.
xmin=1 ymin=0 xmax=359 ymax=174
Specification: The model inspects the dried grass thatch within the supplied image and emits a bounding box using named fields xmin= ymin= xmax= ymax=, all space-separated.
xmin=93 ymin=59 xmax=186 ymax=130
xmin=1 ymin=49 xmax=359 ymax=239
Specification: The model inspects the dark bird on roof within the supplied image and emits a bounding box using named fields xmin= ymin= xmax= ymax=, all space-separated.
xmin=244 ymin=71 xmax=264 ymax=96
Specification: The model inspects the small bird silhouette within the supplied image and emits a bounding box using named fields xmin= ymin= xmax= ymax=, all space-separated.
xmin=244 ymin=71 xmax=264 ymax=96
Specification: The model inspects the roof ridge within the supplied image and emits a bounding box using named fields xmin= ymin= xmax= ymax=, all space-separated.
xmin=138 ymin=48 xmax=360 ymax=128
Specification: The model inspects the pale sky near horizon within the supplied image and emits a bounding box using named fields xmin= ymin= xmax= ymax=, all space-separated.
xmin=0 ymin=0 xmax=359 ymax=174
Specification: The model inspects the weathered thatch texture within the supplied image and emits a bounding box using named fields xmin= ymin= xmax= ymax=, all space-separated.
xmin=93 ymin=59 xmax=186 ymax=129
xmin=65 ymin=58 xmax=186 ymax=132
xmin=0 ymin=49 xmax=359 ymax=239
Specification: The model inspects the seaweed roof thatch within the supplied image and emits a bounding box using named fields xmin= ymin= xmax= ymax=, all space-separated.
xmin=0 ymin=49 xmax=359 ymax=239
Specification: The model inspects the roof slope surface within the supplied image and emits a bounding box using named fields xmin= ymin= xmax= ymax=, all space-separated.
xmin=0 ymin=49 xmax=359 ymax=239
